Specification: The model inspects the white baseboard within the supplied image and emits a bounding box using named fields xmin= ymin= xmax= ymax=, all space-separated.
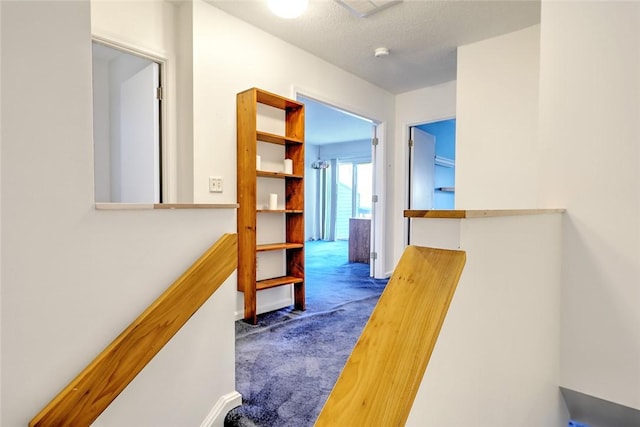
xmin=200 ymin=391 xmax=243 ymax=427
xmin=234 ymin=296 xmax=293 ymax=321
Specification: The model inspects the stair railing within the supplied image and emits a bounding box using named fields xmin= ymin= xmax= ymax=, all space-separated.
xmin=29 ymin=233 xmax=238 ymax=427
xmin=315 ymin=245 xmax=466 ymax=426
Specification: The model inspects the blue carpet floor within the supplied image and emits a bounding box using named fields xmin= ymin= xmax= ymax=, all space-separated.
xmin=235 ymin=240 xmax=385 ymax=335
xmin=227 ymin=240 xmax=389 ymax=426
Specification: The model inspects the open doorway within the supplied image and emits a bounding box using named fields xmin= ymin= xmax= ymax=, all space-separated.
xmin=297 ymin=95 xmax=377 ymax=282
xmin=417 ymin=119 xmax=456 ymax=209
xmin=407 ymin=118 xmax=456 ymax=241
xmin=91 ymin=40 xmax=164 ymax=203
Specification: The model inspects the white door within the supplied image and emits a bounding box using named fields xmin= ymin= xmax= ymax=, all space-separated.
xmin=409 ymin=127 xmax=435 ymax=209
xmin=119 ymin=62 xmax=160 ymax=203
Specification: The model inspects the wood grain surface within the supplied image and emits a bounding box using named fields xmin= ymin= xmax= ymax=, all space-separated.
xmin=404 ymin=208 xmax=565 ymax=218
xmin=315 ymin=245 xmax=466 ymax=427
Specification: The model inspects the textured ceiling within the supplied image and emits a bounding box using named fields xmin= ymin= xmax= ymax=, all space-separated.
xmin=206 ymin=0 xmax=541 ymax=94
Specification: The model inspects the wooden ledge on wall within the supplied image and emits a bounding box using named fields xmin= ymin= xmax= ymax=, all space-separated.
xmin=404 ymin=208 xmax=565 ymax=219
xmin=95 ymin=203 xmax=239 ymax=210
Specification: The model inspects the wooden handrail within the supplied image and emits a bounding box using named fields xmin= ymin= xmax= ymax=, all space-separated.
xmin=315 ymin=245 xmax=466 ymax=426
xmin=30 ymin=233 xmax=238 ymax=427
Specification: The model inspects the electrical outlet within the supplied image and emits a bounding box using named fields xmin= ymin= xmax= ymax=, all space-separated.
xmin=209 ymin=176 xmax=223 ymax=193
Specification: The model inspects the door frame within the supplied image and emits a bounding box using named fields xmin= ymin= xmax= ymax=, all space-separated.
xmin=92 ymin=36 xmax=168 ymax=203
xmin=293 ymin=87 xmax=387 ymax=279
xmin=404 ymin=117 xmax=456 ymax=246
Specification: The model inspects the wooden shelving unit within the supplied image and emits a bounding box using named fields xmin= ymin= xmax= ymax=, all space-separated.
xmin=237 ymin=87 xmax=305 ymax=324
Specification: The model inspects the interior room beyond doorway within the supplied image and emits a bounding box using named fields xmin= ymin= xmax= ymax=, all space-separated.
xmin=298 ymin=95 xmax=376 ymax=275
xmin=410 ymin=118 xmax=457 ymax=210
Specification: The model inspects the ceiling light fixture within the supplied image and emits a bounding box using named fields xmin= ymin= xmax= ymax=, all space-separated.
xmin=311 ymin=160 xmax=330 ymax=170
xmin=268 ymin=0 xmax=308 ymax=19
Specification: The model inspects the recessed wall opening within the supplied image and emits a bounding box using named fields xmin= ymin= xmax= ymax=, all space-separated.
xmin=407 ymin=118 xmax=456 ymax=245
xmin=91 ymin=40 xmax=164 ymax=203
xmin=408 ymin=118 xmax=456 ymax=210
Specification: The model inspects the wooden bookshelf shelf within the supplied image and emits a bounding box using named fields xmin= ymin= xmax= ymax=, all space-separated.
xmin=256 ymin=275 xmax=304 ymax=291
xmin=256 ymin=170 xmax=303 ymax=179
xmin=257 ymin=209 xmax=304 ymax=214
xmin=257 ymin=131 xmax=303 ymax=146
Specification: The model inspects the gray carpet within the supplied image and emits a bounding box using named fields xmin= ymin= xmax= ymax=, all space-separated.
xmin=226 ymin=240 xmax=388 ymax=427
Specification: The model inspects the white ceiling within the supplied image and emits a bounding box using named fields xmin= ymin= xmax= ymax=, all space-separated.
xmin=206 ymin=0 xmax=541 ymax=94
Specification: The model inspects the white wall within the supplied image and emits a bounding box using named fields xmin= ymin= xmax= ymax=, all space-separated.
xmin=394 ymin=81 xmax=456 ymax=268
xmin=450 ymin=4 xmax=640 ymax=413
xmin=538 ymin=1 xmax=640 ymax=410
xmin=175 ymin=0 xmax=195 ymax=203
xmin=93 ymin=55 xmax=112 ymax=202
xmin=1 ymin=1 xmax=236 ymax=426
xmin=456 ymin=25 xmax=540 ymax=209
xmin=406 ymin=214 xmax=569 ymax=427
xmin=91 ymin=0 xmax=183 ymax=203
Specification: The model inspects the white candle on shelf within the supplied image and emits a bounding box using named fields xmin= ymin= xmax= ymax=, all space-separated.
xmin=284 ymin=158 xmax=293 ymax=175
xmin=256 ymin=155 xmax=261 ymax=170
xmin=269 ymin=193 xmax=278 ymax=210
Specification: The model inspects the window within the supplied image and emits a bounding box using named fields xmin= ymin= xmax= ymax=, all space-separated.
xmin=335 ymin=160 xmax=372 ymax=239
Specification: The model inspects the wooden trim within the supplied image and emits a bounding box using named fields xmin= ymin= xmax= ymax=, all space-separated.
xmin=315 ymin=245 xmax=466 ymax=426
xmin=404 ymin=209 xmax=466 ymax=218
xmin=29 ymin=233 xmax=238 ymax=427
xmin=257 ymin=209 xmax=304 ymax=214
xmin=154 ymin=203 xmax=239 ymax=209
xmin=404 ymin=208 xmax=565 ymax=219
xmin=257 ymin=170 xmax=303 ymax=179
xmin=95 ymin=203 xmax=155 ymax=210
xmin=236 ymin=88 xmax=258 ymax=321
xmin=95 ymin=203 xmax=238 ymax=210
